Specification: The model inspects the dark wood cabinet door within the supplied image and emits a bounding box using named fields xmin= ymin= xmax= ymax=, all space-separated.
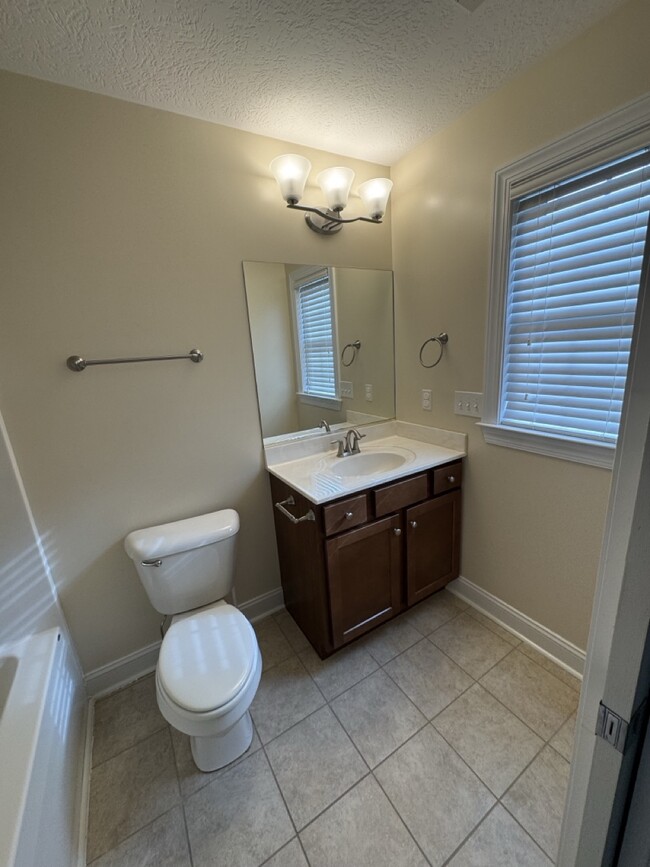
xmin=406 ymin=490 xmax=461 ymax=606
xmin=326 ymin=514 xmax=402 ymax=648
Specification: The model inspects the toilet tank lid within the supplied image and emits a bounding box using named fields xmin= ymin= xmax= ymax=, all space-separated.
xmin=124 ymin=509 xmax=239 ymax=560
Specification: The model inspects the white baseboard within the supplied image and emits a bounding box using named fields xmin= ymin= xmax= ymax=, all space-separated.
xmin=447 ymin=575 xmax=586 ymax=678
xmin=239 ymin=586 xmax=285 ymax=622
xmin=84 ymin=586 xmax=286 ymax=697
xmin=84 ymin=640 xmax=161 ymax=698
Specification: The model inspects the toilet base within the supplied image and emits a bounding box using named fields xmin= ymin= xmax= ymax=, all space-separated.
xmin=190 ymin=710 xmax=254 ymax=772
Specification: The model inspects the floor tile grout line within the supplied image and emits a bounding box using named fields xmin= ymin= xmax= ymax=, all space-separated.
xmin=381 ymin=654 xmax=477 ymax=723
xmin=180 ymin=800 xmax=196 ymax=867
xmin=477 ymin=655 xmax=579 ymax=744
xmin=439 ymin=800 xmax=502 ymax=867
xmin=425 ymin=717 xmax=503 ymax=801
xmin=260 ymin=701 xmax=372 ymax=828
xmin=469 ymin=676 xmax=563 ymax=746
xmin=498 ymin=797 xmax=558 ymax=863
xmin=370 ymin=769 xmax=434 ymax=867
xmin=463 ymin=604 xmax=523 ymax=647
xmin=497 ymin=796 xmax=559 ymax=864
xmin=86 ymin=803 xmax=183 ymax=866
xmin=90 ymin=719 xmax=170 ymax=770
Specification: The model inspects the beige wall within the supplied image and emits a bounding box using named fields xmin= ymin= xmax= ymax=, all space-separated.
xmin=0 ymin=70 xmax=392 ymax=673
xmin=391 ymin=0 xmax=650 ymax=649
xmin=334 ymin=268 xmax=395 ymax=420
xmin=243 ymin=261 xmax=300 ymax=438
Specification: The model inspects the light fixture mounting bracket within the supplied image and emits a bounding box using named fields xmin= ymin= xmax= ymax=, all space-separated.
xmin=287 ymin=203 xmax=382 ymax=236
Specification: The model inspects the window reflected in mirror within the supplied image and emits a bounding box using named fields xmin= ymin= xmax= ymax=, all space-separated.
xmin=243 ymin=261 xmax=395 ymax=442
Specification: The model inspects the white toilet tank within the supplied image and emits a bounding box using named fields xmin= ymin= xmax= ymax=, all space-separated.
xmin=124 ymin=509 xmax=239 ymax=615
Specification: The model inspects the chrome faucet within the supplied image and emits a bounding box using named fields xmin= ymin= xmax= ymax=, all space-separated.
xmin=345 ymin=428 xmax=365 ymax=455
xmin=331 ymin=427 xmax=366 ymax=457
xmin=318 ymin=419 xmax=331 ymax=433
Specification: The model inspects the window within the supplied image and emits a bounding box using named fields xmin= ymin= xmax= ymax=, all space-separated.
xmin=482 ymin=98 xmax=650 ymax=468
xmin=291 ymin=267 xmax=341 ymax=409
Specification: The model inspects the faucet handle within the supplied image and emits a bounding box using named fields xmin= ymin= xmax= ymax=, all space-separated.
xmin=331 ymin=439 xmax=346 ymax=457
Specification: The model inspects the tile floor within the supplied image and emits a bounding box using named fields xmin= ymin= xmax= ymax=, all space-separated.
xmin=86 ymin=590 xmax=580 ymax=866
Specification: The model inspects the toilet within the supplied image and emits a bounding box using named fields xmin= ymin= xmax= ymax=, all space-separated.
xmin=124 ymin=509 xmax=262 ymax=772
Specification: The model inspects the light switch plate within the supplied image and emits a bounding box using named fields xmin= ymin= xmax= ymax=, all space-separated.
xmin=340 ymin=380 xmax=353 ymax=399
xmin=454 ymin=391 xmax=483 ymax=418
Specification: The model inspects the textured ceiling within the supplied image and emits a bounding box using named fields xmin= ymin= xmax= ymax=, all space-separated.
xmin=0 ymin=0 xmax=626 ymax=165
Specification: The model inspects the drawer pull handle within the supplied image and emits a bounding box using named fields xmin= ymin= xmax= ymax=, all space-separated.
xmin=447 ymin=475 xmax=456 ymax=483
xmin=409 ymin=520 xmax=417 ymax=529
xmin=275 ymin=496 xmax=315 ymax=525
xmin=345 ymin=511 xmax=354 ymax=520
xmin=393 ymin=528 xmax=402 ymax=536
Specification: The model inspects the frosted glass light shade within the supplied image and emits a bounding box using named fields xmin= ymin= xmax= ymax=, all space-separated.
xmin=270 ymin=154 xmax=312 ymax=204
xmin=358 ymin=178 xmax=393 ymax=220
xmin=317 ymin=167 xmax=355 ymax=212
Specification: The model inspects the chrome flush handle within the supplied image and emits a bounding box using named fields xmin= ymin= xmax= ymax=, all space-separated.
xmin=141 ymin=558 xmax=163 ymax=567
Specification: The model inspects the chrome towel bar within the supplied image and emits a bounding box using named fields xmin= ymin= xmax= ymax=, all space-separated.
xmin=275 ymin=496 xmax=316 ymax=525
xmin=66 ymin=348 xmax=203 ymax=372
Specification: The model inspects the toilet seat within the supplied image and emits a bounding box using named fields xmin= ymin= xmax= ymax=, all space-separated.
xmin=158 ymin=602 xmax=257 ymax=714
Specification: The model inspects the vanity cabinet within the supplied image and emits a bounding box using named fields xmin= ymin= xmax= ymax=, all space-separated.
xmin=269 ymin=459 xmax=463 ymax=658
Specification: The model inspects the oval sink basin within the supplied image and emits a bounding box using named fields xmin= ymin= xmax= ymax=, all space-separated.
xmin=328 ymin=449 xmax=414 ymax=478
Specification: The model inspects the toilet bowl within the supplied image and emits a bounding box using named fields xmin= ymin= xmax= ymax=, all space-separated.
xmin=124 ymin=509 xmax=262 ymax=772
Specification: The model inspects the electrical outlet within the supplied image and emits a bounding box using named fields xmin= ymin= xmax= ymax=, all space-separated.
xmin=454 ymin=391 xmax=483 ymax=418
xmin=365 ymin=384 xmax=373 ymax=401
xmin=340 ymin=380 xmax=353 ymax=399
xmin=421 ymin=388 xmax=432 ymax=411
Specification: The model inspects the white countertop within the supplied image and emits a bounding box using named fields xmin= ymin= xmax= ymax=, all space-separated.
xmin=266 ymin=422 xmax=466 ymax=504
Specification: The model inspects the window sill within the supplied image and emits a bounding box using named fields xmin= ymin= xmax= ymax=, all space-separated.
xmin=478 ymin=422 xmax=615 ymax=469
xmin=297 ymin=392 xmax=343 ymax=411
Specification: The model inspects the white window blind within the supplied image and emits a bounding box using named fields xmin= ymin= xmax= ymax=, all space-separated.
xmin=501 ymin=149 xmax=650 ymax=444
xmin=294 ymin=269 xmax=337 ymax=399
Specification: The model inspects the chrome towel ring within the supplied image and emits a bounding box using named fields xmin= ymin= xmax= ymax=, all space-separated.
xmin=419 ymin=333 xmax=449 ymax=368
xmin=341 ymin=340 xmax=361 ymax=367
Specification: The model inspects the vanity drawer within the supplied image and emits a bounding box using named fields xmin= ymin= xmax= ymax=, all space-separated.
xmin=374 ymin=473 xmax=429 ymax=517
xmin=432 ymin=461 xmax=462 ymax=495
xmin=323 ymin=494 xmax=369 ymax=536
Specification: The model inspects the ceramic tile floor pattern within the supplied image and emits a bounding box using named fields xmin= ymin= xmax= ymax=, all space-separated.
xmin=86 ymin=591 xmax=580 ymax=866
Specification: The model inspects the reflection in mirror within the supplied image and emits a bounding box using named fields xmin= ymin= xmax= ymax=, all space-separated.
xmin=243 ymin=261 xmax=395 ymax=443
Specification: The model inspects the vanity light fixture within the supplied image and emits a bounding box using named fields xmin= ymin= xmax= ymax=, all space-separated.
xmin=270 ymin=154 xmax=393 ymax=235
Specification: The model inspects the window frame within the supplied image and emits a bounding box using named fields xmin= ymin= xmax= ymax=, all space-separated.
xmin=289 ymin=265 xmax=342 ymax=411
xmin=481 ymin=95 xmax=650 ymax=469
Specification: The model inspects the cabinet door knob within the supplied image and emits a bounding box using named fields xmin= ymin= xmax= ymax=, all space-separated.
xmin=345 ymin=511 xmax=354 ymax=520
xmin=393 ymin=528 xmax=402 ymax=536
xmin=448 ymin=475 xmax=456 ymax=483
xmin=409 ymin=520 xmax=417 ymax=529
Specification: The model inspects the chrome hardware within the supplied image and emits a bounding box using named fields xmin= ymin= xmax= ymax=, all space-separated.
xmin=410 ymin=520 xmax=418 ymax=529
xmin=419 ymin=332 xmax=449 ymax=369
xmin=141 ymin=558 xmax=163 ymax=567
xmin=319 ymin=419 xmax=331 ymax=432
xmin=345 ymin=511 xmax=354 ymax=520
xmin=393 ymin=528 xmax=402 ymax=536
xmin=341 ymin=340 xmax=361 ymax=367
xmin=344 ymin=428 xmax=366 ymax=455
xmin=67 ymin=348 xmax=203 ymax=372
xmin=596 ymin=702 xmax=629 ymax=753
xmin=331 ymin=439 xmax=346 ymax=457
xmin=275 ymin=496 xmax=316 ymax=525
xmin=448 ymin=475 xmax=456 ymax=484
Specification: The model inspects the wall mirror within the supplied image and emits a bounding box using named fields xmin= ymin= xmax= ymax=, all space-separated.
xmin=243 ymin=261 xmax=395 ymax=443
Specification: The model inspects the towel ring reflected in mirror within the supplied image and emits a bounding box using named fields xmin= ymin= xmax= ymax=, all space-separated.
xmin=341 ymin=340 xmax=361 ymax=367
xmin=419 ymin=332 xmax=449 ymax=368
